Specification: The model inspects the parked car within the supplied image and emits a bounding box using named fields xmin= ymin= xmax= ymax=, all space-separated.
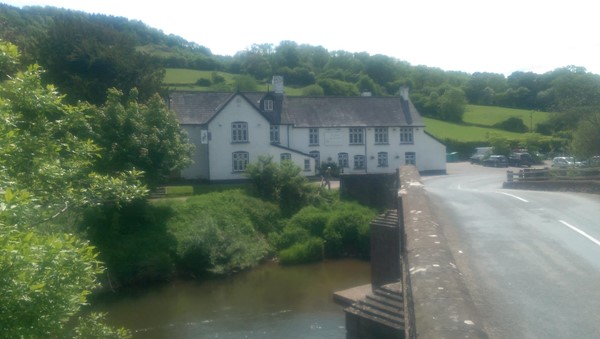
xmin=508 ymin=152 xmax=533 ymax=167
xmin=470 ymin=147 xmax=492 ymax=164
xmin=552 ymin=156 xmax=574 ymax=168
xmin=483 ymin=155 xmax=508 ymax=167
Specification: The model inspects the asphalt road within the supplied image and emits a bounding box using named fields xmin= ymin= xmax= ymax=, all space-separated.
xmin=422 ymin=162 xmax=600 ymax=339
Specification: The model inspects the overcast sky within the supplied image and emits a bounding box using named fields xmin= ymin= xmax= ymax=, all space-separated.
xmin=4 ymin=0 xmax=600 ymax=76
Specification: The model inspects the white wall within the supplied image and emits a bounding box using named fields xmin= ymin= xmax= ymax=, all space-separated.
xmin=180 ymin=125 xmax=209 ymax=180
xmin=205 ymin=95 xmax=316 ymax=181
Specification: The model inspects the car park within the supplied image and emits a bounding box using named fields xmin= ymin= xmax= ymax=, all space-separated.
xmin=483 ymin=155 xmax=508 ymax=167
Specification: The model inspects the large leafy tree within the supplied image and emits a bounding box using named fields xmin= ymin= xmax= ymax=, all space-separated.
xmin=36 ymin=13 xmax=164 ymax=105
xmin=571 ymin=111 xmax=600 ymax=158
xmin=90 ymin=88 xmax=193 ymax=188
xmin=0 ymin=41 xmax=143 ymax=338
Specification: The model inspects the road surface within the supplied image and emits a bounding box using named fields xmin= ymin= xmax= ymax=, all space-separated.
xmin=423 ymin=162 xmax=600 ymax=339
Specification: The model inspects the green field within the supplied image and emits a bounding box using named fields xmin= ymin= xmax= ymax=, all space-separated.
xmin=423 ymin=117 xmax=526 ymax=141
xmin=464 ymin=105 xmax=550 ymax=128
xmin=164 ymin=68 xmax=305 ymax=95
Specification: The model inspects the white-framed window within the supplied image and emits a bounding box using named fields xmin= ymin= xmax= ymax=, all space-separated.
xmin=378 ymin=152 xmax=388 ymax=167
xmin=232 ymin=122 xmax=248 ymax=143
xmin=304 ymin=159 xmax=311 ymax=171
xmin=270 ymin=125 xmax=280 ymax=144
xmin=400 ymin=127 xmax=413 ymax=144
xmin=354 ymin=155 xmax=366 ymax=169
xmin=338 ymin=152 xmax=349 ymax=168
xmin=374 ymin=127 xmax=388 ymax=144
xmin=349 ymin=128 xmax=364 ymax=145
xmin=280 ymin=153 xmax=291 ymax=162
xmin=405 ymin=152 xmax=416 ymax=165
xmin=309 ymin=151 xmax=320 ymax=169
xmin=309 ymin=128 xmax=319 ymax=146
xmin=264 ymin=99 xmax=274 ymax=111
xmin=232 ymin=151 xmax=249 ymax=172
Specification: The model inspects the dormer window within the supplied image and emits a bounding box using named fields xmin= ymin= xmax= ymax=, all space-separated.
xmin=264 ymin=99 xmax=274 ymax=111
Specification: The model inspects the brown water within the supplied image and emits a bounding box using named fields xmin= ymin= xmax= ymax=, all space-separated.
xmin=91 ymin=259 xmax=370 ymax=339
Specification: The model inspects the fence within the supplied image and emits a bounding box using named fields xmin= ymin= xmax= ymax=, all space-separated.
xmin=506 ymin=167 xmax=600 ymax=182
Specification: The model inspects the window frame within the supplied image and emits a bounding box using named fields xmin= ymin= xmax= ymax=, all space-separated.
xmin=400 ymin=127 xmax=413 ymax=144
xmin=349 ymin=128 xmax=364 ymax=145
xmin=309 ymin=128 xmax=319 ymax=146
xmin=232 ymin=151 xmax=249 ymax=172
xmin=280 ymin=153 xmax=291 ymax=162
xmin=354 ymin=154 xmax=366 ymax=169
xmin=231 ymin=122 xmax=248 ymax=143
xmin=377 ymin=152 xmax=388 ymax=167
xmin=405 ymin=151 xmax=416 ymax=165
xmin=264 ymin=99 xmax=274 ymax=111
xmin=338 ymin=152 xmax=349 ymax=168
xmin=270 ymin=125 xmax=280 ymax=144
xmin=374 ymin=127 xmax=389 ymax=145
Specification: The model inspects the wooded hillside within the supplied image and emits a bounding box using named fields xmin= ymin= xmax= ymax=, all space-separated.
xmin=2 ymin=3 xmax=600 ymax=141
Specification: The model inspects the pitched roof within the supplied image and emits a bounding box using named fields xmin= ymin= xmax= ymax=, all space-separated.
xmin=171 ymin=91 xmax=424 ymax=127
xmin=281 ymin=96 xmax=423 ymax=127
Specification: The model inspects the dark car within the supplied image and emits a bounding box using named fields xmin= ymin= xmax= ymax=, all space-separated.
xmin=508 ymin=152 xmax=532 ymax=167
xmin=483 ymin=155 xmax=508 ymax=167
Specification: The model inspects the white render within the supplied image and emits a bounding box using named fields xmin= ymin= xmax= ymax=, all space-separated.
xmin=172 ymin=83 xmax=446 ymax=182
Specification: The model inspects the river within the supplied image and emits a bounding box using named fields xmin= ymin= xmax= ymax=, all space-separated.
xmin=91 ymin=259 xmax=370 ymax=339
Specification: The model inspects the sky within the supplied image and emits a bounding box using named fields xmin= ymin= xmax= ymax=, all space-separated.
xmin=4 ymin=0 xmax=600 ymax=76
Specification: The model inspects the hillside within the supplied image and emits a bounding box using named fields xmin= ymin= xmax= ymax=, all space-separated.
xmin=2 ymin=3 xmax=599 ymax=154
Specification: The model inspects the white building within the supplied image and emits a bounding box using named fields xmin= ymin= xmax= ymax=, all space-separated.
xmin=170 ymin=77 xmax=446 ymax=181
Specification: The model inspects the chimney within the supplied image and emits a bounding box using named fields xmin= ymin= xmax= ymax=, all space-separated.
xmin=399 ymin=86 xmax=409 ymax=100
xmin=272 ymin=76 xmax=284 ymax=94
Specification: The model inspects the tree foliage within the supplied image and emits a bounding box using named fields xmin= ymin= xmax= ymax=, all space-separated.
xmin=90 ymin=88 xmax=193 ymax=187
xmin=245 ymin=156 xmax=316 ymax=216
xmin=0 ymin=41 xmax=140 ymax=338
xmin=571 ymin=111 xmax=600 ymax=158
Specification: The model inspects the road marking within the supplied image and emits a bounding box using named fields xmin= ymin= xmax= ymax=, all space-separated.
xmin=559 ymin=220 xmax=600 ymax=247
xmin=498 ymin=192 xmax=529 ymax=202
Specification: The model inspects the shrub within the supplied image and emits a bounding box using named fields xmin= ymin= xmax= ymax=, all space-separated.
xmin=83 ymin=199 xmax=177 ymax=287
xmin=166 ymin=191 xmax=273 ymax=276
xmin=279 ymin=238 xmax=325 ymax=265
xmin=286 ymin=206 xmax=330 ymax=237
xmin=269 ymin=224 xmax=311 ymax=251
xmin=323 ymin=203 xmax=375 ymax=258
xmin=195 ymin=78 xmax=212 ymax=86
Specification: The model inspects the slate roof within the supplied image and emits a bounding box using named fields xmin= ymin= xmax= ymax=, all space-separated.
xmin=171 ymin=91 xmax=424 ymax=127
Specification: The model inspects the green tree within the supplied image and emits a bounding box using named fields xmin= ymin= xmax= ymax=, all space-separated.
xmin=90 ymin=88 xmax=193 ymax=187
xmin=245 ymin=156 xmax=316 ymax=216
xmin=571 ymin=111 xmax=600 ymax=158
xmin=0 ymin=41 xmax=138 ymax=338
xmin=36 ymin=13 xmax=164 ymax=105
xmin=438 ymin=87 xmax=466 ymax=122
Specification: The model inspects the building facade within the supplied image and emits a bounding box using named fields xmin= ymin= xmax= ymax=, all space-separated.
xmin=170 ymin=77 xmax=446 ymax=181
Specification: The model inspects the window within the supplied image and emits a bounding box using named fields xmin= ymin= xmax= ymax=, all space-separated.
xmin=349 ymin=128 xmax=364 ymax=145
xmin=374 ymin=127 xmax=388 ymax=144
xmin=309 ymin=151 xmax=320 ymax=169
xmin=309 ymin=128 xmax=319 ymax=146
xmin=354 ymin=155 xmax=366 ymax=169
xmin=378 ymin=152 xmax=388 ymax=167
xmin=232 ymin=122 xmax=248 ymax=143
xmin=338 ymin=152 xmax=349 ymax=168
xmin=270 ymin=125 xmax=280 ymax=144
xmin=232 ymin=151 xmax=249 ymax=172
xmin=405 ymin=152 xmax=416 ymax=165
xmin=280 ymin=153 xmax=291 ymax=162
xmin=400 ymin=127 xmax=413 ymax=144
xmin=264 ymin=99 xmax=274 ymax=111
xmin=304 ymin=159 xmax=311 ymax=171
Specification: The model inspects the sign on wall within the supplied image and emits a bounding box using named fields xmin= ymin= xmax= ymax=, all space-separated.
xmin=201 ymin=130 xmax=209 ymax=144
xmin=324 ymin=128 xmax=343 ymax=146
